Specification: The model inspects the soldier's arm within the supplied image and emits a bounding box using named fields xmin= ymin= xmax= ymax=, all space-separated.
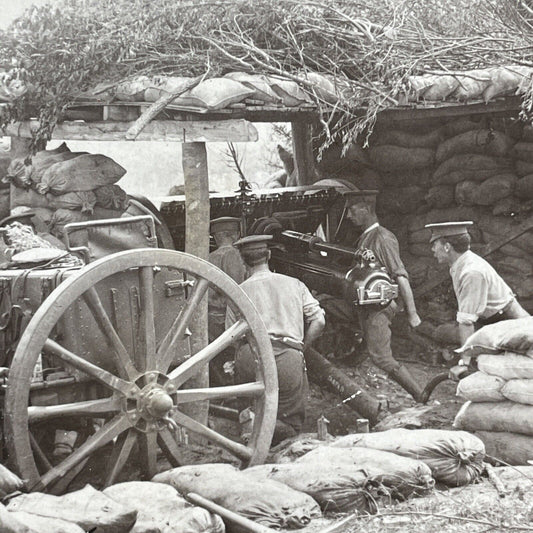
xmin=397 ymin=275 xmax=421 ymax=328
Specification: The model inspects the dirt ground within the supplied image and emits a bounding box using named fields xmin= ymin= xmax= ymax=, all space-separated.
xmin=302 ymin=331 xmax=461 ymax=437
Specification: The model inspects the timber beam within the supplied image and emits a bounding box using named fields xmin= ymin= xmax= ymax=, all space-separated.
xmin=5 ymin=119 xmax=258 ymax=143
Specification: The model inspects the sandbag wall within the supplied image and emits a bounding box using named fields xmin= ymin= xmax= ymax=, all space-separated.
xmin=363 ymin=117 xmax=533 ymax=308
xmin=453 ymin=317 xmax=533 ymax=466
xmin=1 ymin=142 xmax=130 ymax=240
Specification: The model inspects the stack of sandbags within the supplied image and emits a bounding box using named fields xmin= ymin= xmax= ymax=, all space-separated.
xmin=5 ymin=484 xmax=137 ymax=532
xmin=103 ymin=481 xmax=224 ymax=533
xmin=330 ymin=428 xmax=485 ymax=487
xmin=454 ymin=317 xmax=533 ymax=466
xmin=152 ymin=463 xmax=321 ymax=530
xmin=4 ymin=146 xmax=128 ymax=240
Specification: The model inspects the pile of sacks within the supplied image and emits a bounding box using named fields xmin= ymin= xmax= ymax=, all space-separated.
xmin=454 ymin=317 xmax=533 ymax=466
xmin=3 ymin=142 xmax=129 ymax=240
xmin=154 ymin=429 xmax=484 ymax=524
xmin=362 ymin=117 xmax=533 ymax=306
xmin=1 ymin=476 xmax=224 ymax=533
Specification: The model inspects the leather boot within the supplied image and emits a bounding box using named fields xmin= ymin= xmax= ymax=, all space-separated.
xmin=389 ymin=365 xmax=447 ymax=404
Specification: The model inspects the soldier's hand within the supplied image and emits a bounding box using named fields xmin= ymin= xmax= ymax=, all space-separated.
xmin=408 ymin=313 xmax=422 ymax=328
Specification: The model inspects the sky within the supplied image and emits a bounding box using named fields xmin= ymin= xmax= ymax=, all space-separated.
xmin=1 ymin=0 xmax=56 ymax=28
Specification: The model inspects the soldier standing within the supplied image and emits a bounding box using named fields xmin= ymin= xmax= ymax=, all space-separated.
xmin=346 ymin=190 xmax=435 ymax=403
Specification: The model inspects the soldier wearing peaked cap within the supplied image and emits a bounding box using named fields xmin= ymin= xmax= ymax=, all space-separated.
xmin=227 ymin=234 xmax=325 ymax=445
xmin=208 ymin=217 xmax=246 ymax=344
xmin=426 ymin=221 xmax=529 ymax=347
xmin=345 ymin=190 xmax=437 ymax=403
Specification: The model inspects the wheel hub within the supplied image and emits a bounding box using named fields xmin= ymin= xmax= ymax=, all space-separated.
xmin=124 ymin=371 xmax=177 ymax=432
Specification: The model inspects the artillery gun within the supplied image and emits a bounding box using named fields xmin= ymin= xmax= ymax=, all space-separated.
xmin=160 ymin=184 xmax=399 ymax=358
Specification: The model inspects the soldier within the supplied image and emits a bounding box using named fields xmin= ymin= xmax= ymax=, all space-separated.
xmin=425 ymin=221 xmax=529 ymax=345
xmin=228 ymin=235 xmax=325 ymax=445
xmin=346 ymin=190 xmax=436 ymax=403
xmin=208 ymin=217 xmax=246 ymax=343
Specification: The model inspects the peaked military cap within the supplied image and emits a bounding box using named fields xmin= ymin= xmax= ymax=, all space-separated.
xmin=343 ymin=189 xmax=379 ymax=206
xmin=425 ymin=221 xmax=473 ymax=244
xmin=233 ymin=234 xmax=273 ymax=251
xmin=209 ymin=216 xmax=241 ymax=234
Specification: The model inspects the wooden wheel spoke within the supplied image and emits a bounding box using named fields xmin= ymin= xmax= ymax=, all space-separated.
xmin=29 ymin=431 xmax=52 ymax=472
xmin=176 ymin=381 xmax=264 ymax=404
xmin=157 ymin=427 xmax=186 ymax=467
xmin=138 ymin=266 xmax=156 ymax=372
xmin=44 ymin=339 xmax=135 ymax=397
xmin=83 ymin=287 xmax=138 ymax=380
xmin=171 ymin=409 xmax=253 ymax=462
xmin=168 ymin=319 xmax=249 ymax=388
xmin=36 ymin=415 xmax=131 ymax=491
xmin=28 ymin=396 xmax=121 ymax=423
xmin=104 ymin=429 xmax=137 ymax=487
xmin=157 ymin=277 xmax=209 ymax=373
xmin=138 ymin=432 xmax=158 ymax=480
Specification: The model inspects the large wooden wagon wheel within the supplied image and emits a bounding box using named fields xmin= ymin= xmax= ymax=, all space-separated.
xmin=4 ymin=249 xmax=278 ymax=492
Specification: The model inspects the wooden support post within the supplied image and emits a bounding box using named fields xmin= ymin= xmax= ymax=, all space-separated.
xmin=291 ymin=122 xmax=315 ymax=186
xmin=182 ymin=142 xmax=210 ymax=431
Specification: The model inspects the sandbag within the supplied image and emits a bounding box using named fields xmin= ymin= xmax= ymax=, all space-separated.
xmin=425 ymin=184 xmax=455 ymax=208
xmin=513 ymin=142 xmax=533 ymax=163
xmin=452 ymin=70 xmax=492 ymax=101
xmin=103 ymin=481 xmax=224 ymax=533
xmin=471 ymin=174 xmax=517 ymax=205
xmin=0 ymin=503 xmax=38 ymax=533
xmin=46 ymin=191 xmax=97 ymax=213
xmin=8 ymin=512 xmax=85 ymax=533
xmin=183 ymin=78 xmax=257 ymax=110
xmin=372 ymin=129 xmax=442 ymax=149
xmin=245 ymin=463 xmax=378 ymax=514
xmin=115 ymin=76 xmax=151 ymax=101
xmin=516 ymin=160 xmax=533 ymax=177
xmin=440 ymin=117 xmax=487 ymax=139
xmin=295 ymin=446 xmax=434 ymax=498
xmin=0 ymin=462 xmax=25 ymax=498
xmin=456 ymin=371 xmax=505 ymax=402
xmin=50 ymin=208 xmax=90 ymax=238
xmin=436 ymin=129 xmax=513 ymax=163
xmin=144 ymin=76 xmax=196 ymax=102
xmin=517 ymin=174 xmax=533 ymax=199
xmin=6 ymin=484 xmax=137 ymax=532
xmin=483 ymin=66 xmax=531 ymax=102
xmin=267 ymin=77 xmax=311 ymax=106
xmin=380 ymin=167 xmax=432 ymax=188
xmin=331 ymin=428 xmax=485 ymax=487
xmin=454 ymin=400 xmax=533 ymax=436
xmin=376 ymin=186 xmax=425 ymax=214
xmin=475 ymin=431 xmax=533 ymax=465
xmin=38 ymin=154 xmax=126 ymax=195
xmin=501 ymin=379 xmax=533 ymax=405
xmin=435 ymin=167 xmax=509 ymax=185
xmin=7 ymin=151 xmax=85 ymax=187
xmin=455 ymin=180 xmax=477 ymax=206
xmin=224 ymin=72 xmax=281 ymax=103
xmin=10 ymin=185 xmax=51 ymax=209
xmin=152 ymin=463 xmax=321 ymax=530
xmin=457 ymin=317 xmax=533 ymax=357
xmin=434 ymin=154 xmax=512 ymax=180
xmin=95 ymin=184 xmax=129 ymax=211
xmin=408 ymin=243 xmax=433 ymax=257
xmin=367 ymin=145 xmax=435 ymax=171
xmin=422 ymin=75 xmax=460 ymax=101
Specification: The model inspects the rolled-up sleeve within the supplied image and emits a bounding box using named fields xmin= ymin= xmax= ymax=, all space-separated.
xmin=375 ymin=236 xmax=409 ymax=280
xmin=300 ymin=282 xmax=325 ymax=323
xmin=456 ymin=270 xmax=488 ymax=325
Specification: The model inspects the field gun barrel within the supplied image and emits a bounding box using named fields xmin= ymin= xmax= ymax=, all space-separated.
xmin=279 ymin=230 xmax=357 ymax=259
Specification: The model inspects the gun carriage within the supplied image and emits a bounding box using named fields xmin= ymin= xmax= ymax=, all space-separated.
xmin=0 ymin=213 xmax=278 ymax=493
